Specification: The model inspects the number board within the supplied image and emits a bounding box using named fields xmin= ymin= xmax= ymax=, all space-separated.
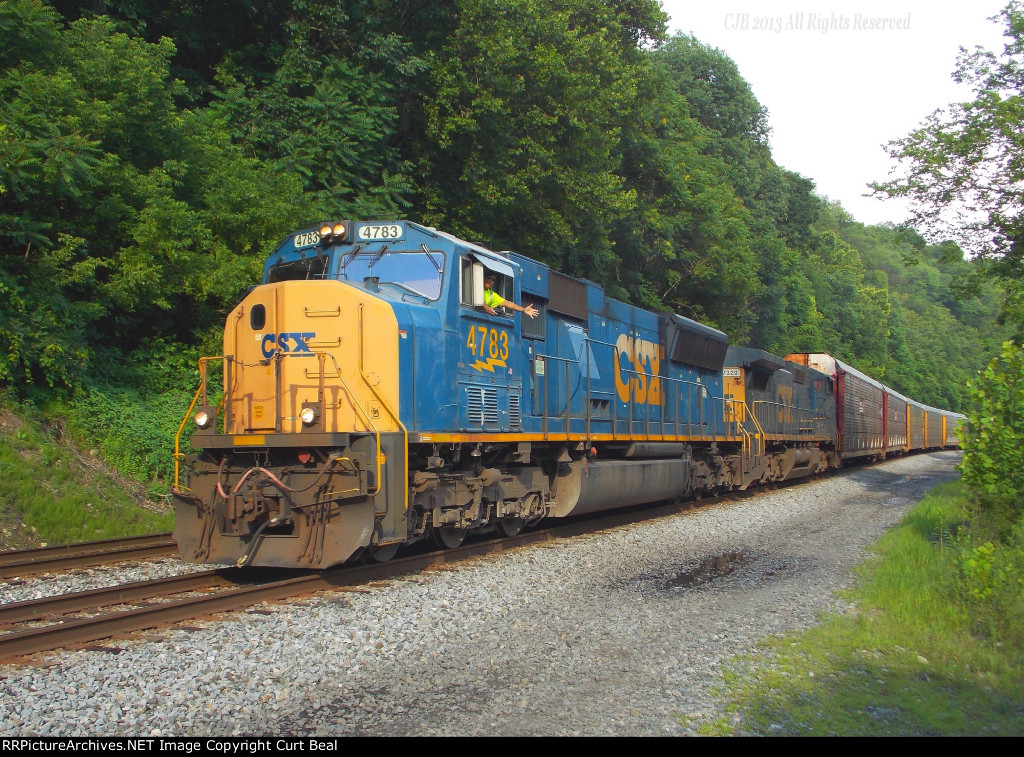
xmin=356 ymin=223 xmax=405 ymax=242
xmin=293 ymin=230 xmax=321 ymax=249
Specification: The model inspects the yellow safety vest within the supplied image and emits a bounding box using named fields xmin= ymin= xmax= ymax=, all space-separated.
xmin=484 ymin=289 xmax=505 ymax=308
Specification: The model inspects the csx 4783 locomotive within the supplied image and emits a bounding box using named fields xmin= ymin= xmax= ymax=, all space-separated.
xmin=171 ymin=220 xmax=960 ymax=568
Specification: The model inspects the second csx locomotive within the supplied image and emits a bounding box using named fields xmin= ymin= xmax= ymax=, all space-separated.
xmin=172 ymin=220 xmax=962 ymax=568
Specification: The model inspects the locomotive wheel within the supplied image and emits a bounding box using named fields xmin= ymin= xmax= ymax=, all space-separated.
xmin=365 ymin=542 xmax=400 ymax=563
xmin=433 ymin=525 xmax=466 ymax=549
xmin=497 ymin=516 xmax=525 ymax=538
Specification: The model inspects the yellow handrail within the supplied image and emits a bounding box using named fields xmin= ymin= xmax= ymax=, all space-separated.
xmin=357 ymin=303 xmax=409 ymax=512
xmin=732 ymin=398 xmax=765 ymax=458
xmin=172 ymin=383 xmax=203 ymax=494
xmin=172 ymin=356 xmax=224 ymax=493
xmin=325 ymin=356 xmax=384 ymax=497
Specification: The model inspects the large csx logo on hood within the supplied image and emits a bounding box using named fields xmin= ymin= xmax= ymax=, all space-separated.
xmin=260 ymin=332 xmax=315 ymax=358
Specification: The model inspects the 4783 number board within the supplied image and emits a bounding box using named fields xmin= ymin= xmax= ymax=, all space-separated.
xmin=356 ymin=223 xmax=404 ymax=241
xmin=466 ymin=325 xmax=510 ymax=373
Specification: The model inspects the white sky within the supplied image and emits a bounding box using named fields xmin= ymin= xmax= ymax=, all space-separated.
xmin=659 ymin=1 xmax=1010 ymax=226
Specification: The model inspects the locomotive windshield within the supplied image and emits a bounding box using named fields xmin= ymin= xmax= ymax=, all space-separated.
xmin=264 ymin=246 xmax=446 ymax=300
xmin=339 ymin=247 xmax=445 ymax=300
xmin=267 ymin=254 xmax=330 ymax=283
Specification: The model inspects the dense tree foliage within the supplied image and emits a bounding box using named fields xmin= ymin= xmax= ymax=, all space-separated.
xmin=0 ymin=1 xmax=309 ymax=388
xmin=960 ymin=341 xmax=1024 ymax=518
xmin=0 ymin=0 xmax=1006 ymax=449
xmin=418 ymin=0 xmax=661 ymax=285
xmin=875 ymin=2 xmax=1024 ymax=327
xmin=826 ymin=215 xmax=1011 ymax=409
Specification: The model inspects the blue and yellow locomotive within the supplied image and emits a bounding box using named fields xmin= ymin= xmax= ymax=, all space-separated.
xmin=170 ymin=220 xmax=944 ymax=569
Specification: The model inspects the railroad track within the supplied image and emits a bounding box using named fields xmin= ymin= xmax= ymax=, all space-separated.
xmin=0 ymin=489 xmax=758 ymax=660
xmin=0 ymin=533 xmax=177 ymax=579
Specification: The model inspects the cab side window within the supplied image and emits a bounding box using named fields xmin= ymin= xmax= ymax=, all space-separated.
xmin=460 ymin=257 xmax=513 ymax=314
xmin=460 ymin=257 xmax=475 ymax=306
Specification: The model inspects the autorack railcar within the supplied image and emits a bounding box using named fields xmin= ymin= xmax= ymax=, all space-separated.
xmin=785 ymin=354 xmax=887 ymax=461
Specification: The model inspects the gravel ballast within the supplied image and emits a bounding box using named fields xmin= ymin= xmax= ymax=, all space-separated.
xmin=0 ymin=451 xmax=962 ymax=736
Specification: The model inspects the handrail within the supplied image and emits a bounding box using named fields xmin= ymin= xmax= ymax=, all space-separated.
xmin=731 ymin=398 xmax=765 ymax=458
xmin=534 ymin=341 xmax=740 ymax=444
xmin=357 ymin=303 xmax=408 ymax=513
xmin=172 ymin=356 xmax=225 ymax=493
xmin=324 ymin=354 xmax=384 ymax=498
xmin=172 ymin=383 xmax=203 ymax=494
xmin=750 ymin=400 xmax=834 ymax=438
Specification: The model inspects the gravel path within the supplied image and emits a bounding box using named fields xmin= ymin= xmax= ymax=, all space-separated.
xmin=0 ymin=451 xmax=962 ymax=736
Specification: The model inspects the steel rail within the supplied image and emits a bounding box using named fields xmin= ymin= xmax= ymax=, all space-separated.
xmin=0 ymin=569 xmax=234 ymax=625
xmin=0 ymin=534 xmax=176 ymax=579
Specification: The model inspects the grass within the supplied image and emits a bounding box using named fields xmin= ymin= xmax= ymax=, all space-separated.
xmin=0 ymin=403 xmax=172 ymax=548
xmin=698 ymin=480 xmax=1024 ymax=736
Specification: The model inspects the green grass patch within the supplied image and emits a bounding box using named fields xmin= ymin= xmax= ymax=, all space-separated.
xmin=0 ymin=401 xmax=172 ymax=547
xmin=702 ymin=480 xmax=1024 ymax=736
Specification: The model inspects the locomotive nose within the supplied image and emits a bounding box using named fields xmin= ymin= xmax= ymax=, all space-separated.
xmin=173 ymin=278 xmax=405 ymax=568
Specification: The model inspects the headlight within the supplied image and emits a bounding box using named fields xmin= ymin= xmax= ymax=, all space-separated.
xmin=317 ymin=220 xmax=351 ymax=244
xmin=300 ymin=406 xmax=319 ymax=426
xmin=195 ymin=410 xmax=212 ymax=429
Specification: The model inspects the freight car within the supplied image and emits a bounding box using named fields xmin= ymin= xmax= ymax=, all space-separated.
xmin=171 ymin=220 xmax=962 ymax=569
xmin=785 ymin=354 xmax=886 ymax=461
xmin=941 ymin=410 xmax=963 ymax=447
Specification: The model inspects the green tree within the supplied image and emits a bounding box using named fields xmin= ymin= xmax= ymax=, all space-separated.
xmin=0 ymin=2 xmax=305 ymax=388
xmin=828 ymin=213 xmax=1010 ymax=410
xmin=959 ymin=341 xmax=1024 ymax=516
xmin=874 ymin=2 xmax=1024 ymax=326
xmin=206 ymin=1 xmax=416 ymax=218
xmin=650 ymin=35 xmax=826 ymax=348
xmin=611 ymin=49 xmax=757 ymax=337
xmin=416 ymin=0 xmax=666 ymax=285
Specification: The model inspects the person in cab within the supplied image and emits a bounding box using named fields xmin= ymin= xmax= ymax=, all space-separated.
xmin=483 ymin=272 xmax=539 ymax=318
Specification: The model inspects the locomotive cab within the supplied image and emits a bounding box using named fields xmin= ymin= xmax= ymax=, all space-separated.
xmin=173 ymin=221 xmax=450 ymax=567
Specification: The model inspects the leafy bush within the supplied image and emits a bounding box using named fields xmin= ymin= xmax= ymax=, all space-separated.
xmin=0 ymin=394 xmax=173 ymax=545
xmin=69 ymin=387 xmax=190 ymax=495
xmin=959 ymin=341 xmax=1024 ymax=516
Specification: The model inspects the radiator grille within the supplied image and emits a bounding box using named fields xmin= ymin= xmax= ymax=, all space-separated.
xmin=466 ymin=386 xmax=499 ymax=426
xmin=509 ymin=393 xmax=521 ymax=429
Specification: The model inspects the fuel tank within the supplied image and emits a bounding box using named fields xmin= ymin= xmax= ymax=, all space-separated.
xmin=548 ymin=458 xmax=690 ymax=517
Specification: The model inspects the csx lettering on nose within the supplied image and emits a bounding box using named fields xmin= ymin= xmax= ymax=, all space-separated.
xmin=260 ymin=332 xmax=315 ymax=358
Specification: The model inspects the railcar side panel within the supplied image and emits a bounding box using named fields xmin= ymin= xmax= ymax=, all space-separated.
xmin=786 ymin=354 xmax=884 ymax=460
xmin=942 ymin=411 xmax=964 ymax=446
xmin=924 ymin=407 xmax=944 ymax=449
xmin=885 ymin=390 xmax=909 ymax=453
xmin=908 ymin=400 xmax=926 ymax=451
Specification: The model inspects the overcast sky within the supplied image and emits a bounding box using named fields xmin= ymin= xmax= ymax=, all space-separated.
xmin=659 ymin=1 xmax=1010 ymax=226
